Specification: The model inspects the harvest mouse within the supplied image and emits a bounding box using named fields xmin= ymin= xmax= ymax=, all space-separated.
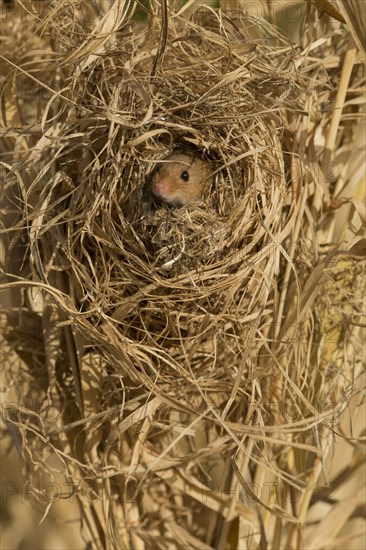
xmin=145 ymin=152 xmax=212 ymax=206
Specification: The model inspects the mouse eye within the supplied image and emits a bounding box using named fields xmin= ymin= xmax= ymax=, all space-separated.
xmin=180 ymin=170 xmax=189 ymax=182
xmin=154 ymin=165 xmax=161 ymax=173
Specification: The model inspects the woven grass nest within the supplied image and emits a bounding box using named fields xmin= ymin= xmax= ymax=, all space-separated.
xmin=1 ymin=1 xmax=365 ymax=549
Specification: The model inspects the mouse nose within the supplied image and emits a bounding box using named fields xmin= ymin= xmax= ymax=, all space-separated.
xmin=153 ymin=176 xmax=171 ymax=198
xmin=154 ymin=179 xmax=167 ymax=194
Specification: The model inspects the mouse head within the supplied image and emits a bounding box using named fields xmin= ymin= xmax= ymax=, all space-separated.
xmin=149 ymin=153 xmax=212 ymax=206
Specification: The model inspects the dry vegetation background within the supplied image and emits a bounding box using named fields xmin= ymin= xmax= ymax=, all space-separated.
xmin=0 ymin=0 xmax=365 ymax=549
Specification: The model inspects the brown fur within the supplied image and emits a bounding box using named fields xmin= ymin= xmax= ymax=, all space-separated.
xmin=149 ymin=153 xmax=212 ymax=206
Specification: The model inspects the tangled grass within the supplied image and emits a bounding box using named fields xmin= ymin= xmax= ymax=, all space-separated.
xmin=1 ymin=1 xmax=365 ymax=548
